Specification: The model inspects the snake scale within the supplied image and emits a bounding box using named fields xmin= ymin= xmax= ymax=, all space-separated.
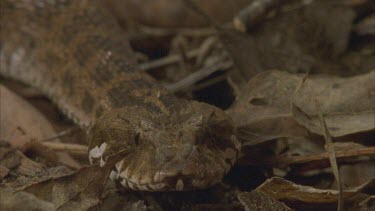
xmin=0 ymin=0 xmax=240 ymax=191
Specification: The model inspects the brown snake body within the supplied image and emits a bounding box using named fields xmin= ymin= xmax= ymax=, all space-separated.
xmin=0 ymin=0 xmax=240 ymax=191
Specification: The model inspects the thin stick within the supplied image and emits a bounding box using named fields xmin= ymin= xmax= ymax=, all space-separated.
xmin=233 ymin=0 xmax=282 ymax=32
xmin=39 ymin=126 xmax=80 ymax=142
xmin=196 ymin=36 xmax=219 ymax=67
xmin=190 ymin=73 xmax=229 ymax=92
xmin=41 ymin=142 xmax=88 ymax=155
xmin=238 ymin=146 xmax=375 ymax=165
xmin=136 ymin=25 xmax=215 ymax=37
xmin=182 ymin=0 xmax=219 ymax=29
xmin=279 ymin=147 xmax=375 ymax=165
xmin=165 ymin=60 xmax=233 ymax=92
xmin=314 ymin=99 xmax=344 ymax=211
xmin=137 ymin=49 xmax=201 ymax=71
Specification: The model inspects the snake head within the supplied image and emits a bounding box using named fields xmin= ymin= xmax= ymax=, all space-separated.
xmin=88 ymin=101 xmax=240 ymax=191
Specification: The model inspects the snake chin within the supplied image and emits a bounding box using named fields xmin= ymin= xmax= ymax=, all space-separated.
xmin=109 ymin=168 xmax=213 ymax=191
xmin=109 ymin=142 xmax=238 ymax=191
xmin=109 ymin=168 xmax=224 ymax=191
xmin=89 ymin=102 xmax=241 ymax=191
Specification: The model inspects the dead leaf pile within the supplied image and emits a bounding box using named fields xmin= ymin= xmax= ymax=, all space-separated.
xmin=1 ymin=0 xmax=374 ymax=210
xmin=0 ymin=85 xmax=81 ymax=169
xmin=228 ymin=70 xmax=375 ymax=146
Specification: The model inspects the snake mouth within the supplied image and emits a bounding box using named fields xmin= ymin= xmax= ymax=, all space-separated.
xmin=109 ymin=143 xmax=238 ymax=191
xmin=89 ymin=102 xmax=241 ymax=191
xmin=113 ymin=174 xmax=221 ymax=191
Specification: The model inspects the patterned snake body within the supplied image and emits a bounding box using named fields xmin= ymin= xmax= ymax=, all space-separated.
xmin=0 ymin=0 xmax=240 ymax=191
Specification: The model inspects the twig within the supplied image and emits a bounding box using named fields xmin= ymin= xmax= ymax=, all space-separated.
xmin=172 ymin=35 xmax=190 ymax=63
xmin=190 ymin=73 xmax=229 ymax=92
xmin=39 ymin=126 xmax=80 ymax=142
xmin=165 ymin=60 xmax=233 ymax=92
xmin=196 ymin=36 xmax=219 ymax=67
xmin=233 ymin=0 xmax=283 ymax=32
xmin=137 ymin=48 xmax=201 ymax=71
xmin=182 ymin=0 xmax=219 ymax=28
xmin=281 ymin=147 xmax=374 ymax=165
xmin=238 ymin=146 xmax=375 ymax=165
xmin=172 ymin=35 xmax=190 ymax=72
xmin=233 ymin=0 xmax=315 ymax=32
xmin=137 ymin=35 xmax=222 ymax=71
xmin=16 ymin=151 xmax=44 ymax=176
xmin=40 ymin=142 xmax=88 ymax=155
xmin=135 ymin=24 xmax=215 ymax=37
xmin=314 ymin=99 xmax=344 ymax=211
xmin=227 ymin=76 xmax=242 ymax=97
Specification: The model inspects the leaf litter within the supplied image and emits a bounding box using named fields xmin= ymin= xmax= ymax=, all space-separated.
xmin=1 ymin=0 xmax=375 ymax=210
xmin=228 ymin=70 xmax=375 ymax=146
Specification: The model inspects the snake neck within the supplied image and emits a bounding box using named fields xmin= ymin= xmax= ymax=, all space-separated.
xmin=0 ymin=0 xmax=182 ymax=129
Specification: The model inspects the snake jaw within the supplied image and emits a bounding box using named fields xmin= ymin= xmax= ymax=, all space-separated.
xmin=88 ymin=102 xmax=240 ymax=191
xmin=2 ymin=0 xmax=242 ymax=193
xmin=109 ymin=137 xmax=239 ymax=191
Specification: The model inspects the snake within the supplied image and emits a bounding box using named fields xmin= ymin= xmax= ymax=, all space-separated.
xmin=0 ymin=0 xmax=240 ymax=191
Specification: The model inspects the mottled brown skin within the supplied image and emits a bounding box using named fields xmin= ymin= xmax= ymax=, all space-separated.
xmin=0 ymin=0 xmax=240 ymax=191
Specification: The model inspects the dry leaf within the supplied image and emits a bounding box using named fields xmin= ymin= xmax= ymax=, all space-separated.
xmin=227 ymin=71 xmax=308 ymax=146
xmin=256 ymin=177 xmax=374 ymax=204
xmin=220 ymin=0 xmax=357 ymax=83
xmin=355 ymin=13 xmax=375 ymax=36
xmin=22 ymin=150 xmax=129 ymax=211
xmin=357 ymin=195 xmax=375 ymax=211
xmin=101 ymin=192 xmax=149 ymax=211
xmin=1 ymin=85 xmax=56 ymax=148
xmin=238 ymin=190 xmax=294 ymax=211
xmin=105 ymin=0 xmax=252 ymax=27
xmin=0 ymin=165 xmax=10 ymax=179
xmin=0 ymin=85 xmax=80 ymax=169
xmin=334 ymin=161 xmax=375 ymax=190
xmin=228 ymin=70 xmax=375 ymax=145
xmin=0 ymin=187 xmax=55 ymax=211
xmin=292 ymin=70 xmax=375 ymax=137
xmin=0 ymin=144 xmax=44 ymax=177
